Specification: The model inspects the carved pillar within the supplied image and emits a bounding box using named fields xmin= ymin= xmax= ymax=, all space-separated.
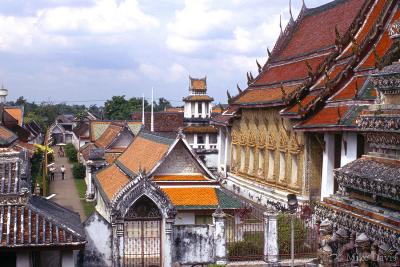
xmin=213 ymin=208 xmax=227 ymax=265
xmin=164 ymin=218 xmax=175 ymax=267
xmin=112 ymin=218 xmax=124 ymax=267
xmin=264 ymin=210 xmax=279 ymax=263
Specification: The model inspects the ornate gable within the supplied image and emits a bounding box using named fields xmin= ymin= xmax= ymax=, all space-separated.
xmin=111 ymin=173 xmax=176 ymax=220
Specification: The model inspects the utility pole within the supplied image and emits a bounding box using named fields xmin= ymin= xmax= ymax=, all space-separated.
xmin=42 ymin=129 xmax=50 ymax=197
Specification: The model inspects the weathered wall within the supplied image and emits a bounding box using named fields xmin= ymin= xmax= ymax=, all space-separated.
xmin=83 ymin=212 xmax=113 ymax=267
xmin=204 ymin=153 xmax=218 ymax=170
xmin=175 ymin=212 xmax=195 ymax=225
xmin=155 ymin=141 xmax=206 ymax=175
xmin=173 ymin=225 xmax=215 ymax=265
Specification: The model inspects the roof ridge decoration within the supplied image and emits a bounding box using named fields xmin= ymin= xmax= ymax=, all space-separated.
xmin=111 ymin=172 xmax=176 ymax=219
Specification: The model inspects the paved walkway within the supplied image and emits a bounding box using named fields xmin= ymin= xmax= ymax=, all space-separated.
xmin=49 ymin=146 xmax=86 ymax=221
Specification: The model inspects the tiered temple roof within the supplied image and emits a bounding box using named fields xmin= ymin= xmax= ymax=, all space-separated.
xmin=94 ymin=130 xmax=240 ymax=210
xmin=214 ymin=0 xmax=400 ymax=133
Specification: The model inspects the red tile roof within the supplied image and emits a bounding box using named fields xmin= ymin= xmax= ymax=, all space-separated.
xmin=4 ymin=107 xmax=23 ymax=126
xmin=234 ymin=84 xmax=299 ymax=105
xmin=117 ymin=134 xmax=171 ymax=175
xmin=283 ymin=94 xmax=318 ymax=114
xmin=96 ymin=165 xmax=130 ymax=201
xmin=132 ymin=112 xmax=184 ymax=133
xmin=275 ymin=0 xmax=366 ymax=61
xmin=297 ymin=106 xmax=349 ymax=128
xmin=332 ymin=76 xmax=368 ymax=100
xmin=253 ymin=55 xmax=325 ymax=86
xmin=94 ymin=123 xmax=123 ymax=148
xmin=183 ymin=125 xmax=218 ymax=134
xmin=162 ymin=187 xmax=218 ymax=206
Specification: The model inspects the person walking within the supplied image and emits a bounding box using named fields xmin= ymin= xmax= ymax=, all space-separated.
xmin=49 ymin=166 xmax=55 ymax=181
xmin=61 ymin=165 xmax=66 ymax=180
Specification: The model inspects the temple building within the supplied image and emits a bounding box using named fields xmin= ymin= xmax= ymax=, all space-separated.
xmin=182 ymin=76 xmax=219 ymax=170
xmin=84 ymin=130 xmax=240 ymax=266
xmin=0 ymin=148 xmax=85 ymax=267
xmin=315 ymin=17 xmax=400 ymax=266
xmin=79 ymin=121 xmax=143 ymax=200
xmin=213 ymin=0 xmax=400 ymax=209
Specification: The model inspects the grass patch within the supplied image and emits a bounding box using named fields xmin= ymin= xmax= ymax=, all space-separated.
xmin=74 ymin=179 xmax=95 ymax=218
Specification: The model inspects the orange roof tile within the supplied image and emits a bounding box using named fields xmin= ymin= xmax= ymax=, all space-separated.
xmin=162 ymin=187 xmax=218 ymax=206
xmin=0 ymin=126 xmax=16 ymax=141
xmin=276 ymin=0 xmax=366 ymax=60
xmin=105 ymin=152 xmax=121 ymax=164
xmin=117 ymin=135 xmax=171 ymax=175
xmin=190 ymin=77 xmax=207 ymax=91
xmin=95 ymin=124 xmax=123 ymax=148
xmin=332 ymin=76 xmax=368 ymax=100
xmin=183 ymin=125 xmax=218 ymax=134
xmin=183 ymin=95 xmax=214 ymax=102
xmin=254 ymin=55 xmax=325 ymax=86
xmin=235 ymin=84 xmax=299 ymax=105
xmin=340 ymin=0 xmax=387 ymax=59
xmin=284 ymin=94 xmax=318 ymax=114
xmin=96 ymin=165 xmax=130 ymax=201
xmin=154 ymin=175 xmax=209 ymax=182
xmin=299 ymin=106 xmax=349 ymax=127
xmin=4 ymin=108 xmax=23 ymax=126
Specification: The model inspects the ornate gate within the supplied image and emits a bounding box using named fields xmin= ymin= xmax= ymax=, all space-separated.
xmin=124 ymin=196 xmax=162 ymax=267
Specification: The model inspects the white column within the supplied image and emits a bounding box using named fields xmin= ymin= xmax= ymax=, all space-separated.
xmin=213 ymin=208 xmax=227 ymax=265
xmin=86 ymin=167 xmax=93 ymax=200
xmin=217 ymin=128 xmax=223 ymax=171
xmin=61 ymin=251 xmax=74 ymax=267
xmin=16 ymin=252 xmax=31 ymax=267
xmin=341 ymin=133 xmax=358 ymax=166
xmin=205 ymin=134 xmax=210 ymax=149
xmin=202 ymin=102 xmax=206 ymax=118
xmin=164 ymin=218 xmax=175 ymax=267
xmin=225 ymin=129 xmax=231 ymax=167
xmin=193 ymin=134 xmax=198 ymax=149
xmin=264 ymin=210 xmax=278 ymax=263
xmin=321 ymin=133 xmax=335 ymax=200
xmin=194 ymin=102 xmax=199 ymax=118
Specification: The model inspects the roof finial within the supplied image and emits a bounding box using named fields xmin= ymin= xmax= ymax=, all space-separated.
xmin=237 ymin=84 xmax=242 ymax=94
xmin=302 ymin=0 xmax=306 ymax=9
xmin=279 ymin=14 xmax=283 ymax=34
xmin=289 ymin=0 xmax=293 ymax=20
xmin=256 ymin=60 xmax=262 ymax=73
xmin=267 ymin=47 xmax=272 ymax=58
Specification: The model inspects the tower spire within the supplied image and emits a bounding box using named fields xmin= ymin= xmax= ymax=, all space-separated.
xmin=289 ymin=0 xmax=293 ymax=19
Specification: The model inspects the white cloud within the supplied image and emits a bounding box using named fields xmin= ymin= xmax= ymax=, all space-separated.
xmin=139 ymin=63 xmax=188 ymax=82
xmin=0 ymin=0 xmax=158 ymax=52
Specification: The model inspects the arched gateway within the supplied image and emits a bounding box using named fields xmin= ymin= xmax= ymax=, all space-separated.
xmin=110 ymin=173 xmax=176 ymax=267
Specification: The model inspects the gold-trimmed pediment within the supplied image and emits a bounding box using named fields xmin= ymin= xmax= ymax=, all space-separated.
xmin=266 ymin=132 xmax=276 ymax=150
xmin=278 ymin=135 xmax=288 ymax=152
xmin=289 ymin=133 xmax=303 ymax=154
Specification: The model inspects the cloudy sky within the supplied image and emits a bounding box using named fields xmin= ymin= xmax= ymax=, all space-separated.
xmin=0 ymin=0 xmax=331 ymax=106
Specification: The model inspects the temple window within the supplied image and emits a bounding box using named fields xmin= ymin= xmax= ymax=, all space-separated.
xmin=198 ymin=102 xmax=203 ymax=115
xmin=279 ymin=152 xmax=286 ymax=181
xmin=268 ymin=150 xmax=275 ymax=179
xmin=197 ymin=135 xmax=205 ymax=144
xmin=248 ymin=147 xmax=255 ymax=175
xmin=209 ymin=134 xmax=218 ymax=144
xmin=240 ymin=146 xmax=246 ymax=171
xmin=290 ymin=154 xmax=298 ymax=186
xmin=258 ymin=149 xmax=265 ymax=177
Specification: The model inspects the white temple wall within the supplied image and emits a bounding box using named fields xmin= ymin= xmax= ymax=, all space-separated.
xmin=175 ymin=212 xmax=196 ymax=225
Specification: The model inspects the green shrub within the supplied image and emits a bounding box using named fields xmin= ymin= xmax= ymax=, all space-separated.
xmin=227 ymin=231 xmax=264 ymax=259
xmin=72 ymin=163 xmax=86 ymax=179
xmin=277 ymin=214 xmax=308 ymax=255
xmin=65 ymin=144 xmax=78 ymax=163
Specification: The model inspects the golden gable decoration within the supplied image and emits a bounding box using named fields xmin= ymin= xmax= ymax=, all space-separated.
xmin=258 ymin=131 xmax=266 ymax=148
xmin=248 ymin=131 xmax=256 ymax=147
xmin=289 ymin=133 xmax=303 ymax=154
xmin=232 ymin=130 xmax=239 ymax=145
xmin=240 ymin=132 xmax=248 ymax=146
xmin=266 ymin=132 xmax=276 ymax=150
xmin=278 ymin=134 xmax=288 ymax=152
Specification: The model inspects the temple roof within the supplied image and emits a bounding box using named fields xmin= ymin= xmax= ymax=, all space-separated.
xmin=90 ymin=121 xmax=142 ymax=142
xmin=131 ymin=112 xmax=184 ymax=133
xmin=183 ymin=125 xmax=218 ymax=134
xmin=0 ymin=126 xmax=18 ymax=146
xmin=272 ymin=0 xmax=366 ymax=61
xmin=0 ymin=194 xmax=85 ymax=249
xmin=3 ymin=107 xmax=23 ymax=126
xmin=183 ymin=95 xmax=214 ymax=102
xmin=189 ymin=76 xmax=207 ymax=91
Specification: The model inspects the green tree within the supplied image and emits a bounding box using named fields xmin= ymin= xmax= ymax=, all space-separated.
xmin=104 ymin=95 xmax=147 ymax=120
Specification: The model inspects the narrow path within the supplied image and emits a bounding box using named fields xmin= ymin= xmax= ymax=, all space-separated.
xmin=49 ymin=146 xmax=86 ymax=221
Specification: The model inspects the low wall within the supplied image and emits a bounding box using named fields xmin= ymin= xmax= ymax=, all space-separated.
xmin=173 ymin=225 xmax=215 ymax=265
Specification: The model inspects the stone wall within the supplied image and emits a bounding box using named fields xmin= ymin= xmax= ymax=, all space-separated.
xmin=173 ymin=225 xmax=215 ymax=265
xmin=83 ymin=212 xmax=113 ymax=267
xmin=155 ymin=141 xmax=206 ymax=175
